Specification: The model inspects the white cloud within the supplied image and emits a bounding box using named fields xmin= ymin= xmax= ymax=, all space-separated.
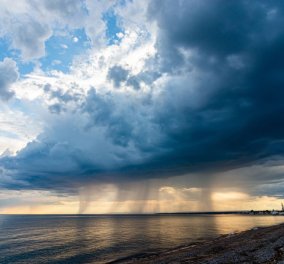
xmin=0 ymin=58 xmax=18 ymax=100
xmin=116 ymin=32 xmax=124 ymax=39
xmin=0 ymin=106 xmax=42 ymax=154
xmin=11 ymin=17 xmax=52 ymax=60
xmin=0 ymin=0 xmax=111 ymax=61
xmin=61 ymin=44 xmax=68 ymax=49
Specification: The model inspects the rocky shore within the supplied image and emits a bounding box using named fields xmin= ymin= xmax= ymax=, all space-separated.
xmin=112 ymin=223 xmax=284 ymax=264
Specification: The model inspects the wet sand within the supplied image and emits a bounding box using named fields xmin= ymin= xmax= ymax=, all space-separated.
xmin=112 ymin=223 xmax=284 ymax=263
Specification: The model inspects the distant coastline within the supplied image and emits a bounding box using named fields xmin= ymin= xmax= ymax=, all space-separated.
xmin=157 ymin=210 xmax=284 ymax=216
xmin=1 ymin=210 xmax=284 ymax=216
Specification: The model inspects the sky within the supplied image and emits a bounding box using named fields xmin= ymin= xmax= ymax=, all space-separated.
xmin=0 ymin=0 xmax=284 ymax=214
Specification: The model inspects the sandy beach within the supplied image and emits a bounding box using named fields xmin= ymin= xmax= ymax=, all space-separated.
xmin=112 ymin=223 xmax=284 ymax=264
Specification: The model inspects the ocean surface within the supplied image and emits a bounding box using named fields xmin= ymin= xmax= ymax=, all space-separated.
xmin=0 ymin=214 xmax=284 ymax=263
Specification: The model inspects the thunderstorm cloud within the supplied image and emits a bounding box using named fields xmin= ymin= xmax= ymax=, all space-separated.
xmin=0 ymin=0 xmax=284 ymax=204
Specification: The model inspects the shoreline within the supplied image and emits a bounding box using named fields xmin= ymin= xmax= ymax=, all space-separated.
xmin=111 ymin=223 xmax=284 ymax=263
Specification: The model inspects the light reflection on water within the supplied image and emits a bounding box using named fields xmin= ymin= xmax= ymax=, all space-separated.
xmin=0 ymin=214 xmax=283 ymax=263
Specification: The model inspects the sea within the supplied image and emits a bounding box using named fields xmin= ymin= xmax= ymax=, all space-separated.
xmin=0 ymin=214 xmax=284 ymax=263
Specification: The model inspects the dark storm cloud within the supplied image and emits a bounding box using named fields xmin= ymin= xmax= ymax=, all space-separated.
xmin=126 ymin=76 xmax=141 ymax=90
xmin=1 ymin=0 xmax=284 ymax=194
xmin=83 ymin=88 xmax=134 ymax=147
xmin=142 ymin=0 xmax=284 ymax=169
xmin=43 ymin=83 xmax=83 ymax=114
xmin=107 ymin=65 xmax=129 ymax=88
xmin=107 ymin=65 xmax=149 ymax=90
xmin=48 ymin=103 xmax=64 ymax=114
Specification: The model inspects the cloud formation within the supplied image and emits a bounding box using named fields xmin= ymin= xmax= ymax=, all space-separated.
xmin=145 ymin=0 xmax=284 ymax=168
xmin=107 ymin=65 xmax=129 ymax=88
xmin=0 ymin=58 xmax=18 ymax=100
xmin=1 ymin=0 xmax=284 ymax=201
xmin=0 ymin=0 xmax=114 ymax=60
xmin=11 ymin=17 xmax=52 ymax=60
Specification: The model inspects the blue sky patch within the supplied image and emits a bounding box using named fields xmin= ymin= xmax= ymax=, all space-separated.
xmin=103 ymin=10 xmax=124 ymax=45
xmin=0 ymin=37 xmax=34 ymax=75
xmin=40 ymin=28 xmax=91 ymax=73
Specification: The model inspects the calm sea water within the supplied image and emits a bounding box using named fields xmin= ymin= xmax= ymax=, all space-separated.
xmin=0 ymin=214 xmax=283 ymax=263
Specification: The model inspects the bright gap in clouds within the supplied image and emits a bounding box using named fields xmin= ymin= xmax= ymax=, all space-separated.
xmin=0 ymin=0 xmax=284 ymax=213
